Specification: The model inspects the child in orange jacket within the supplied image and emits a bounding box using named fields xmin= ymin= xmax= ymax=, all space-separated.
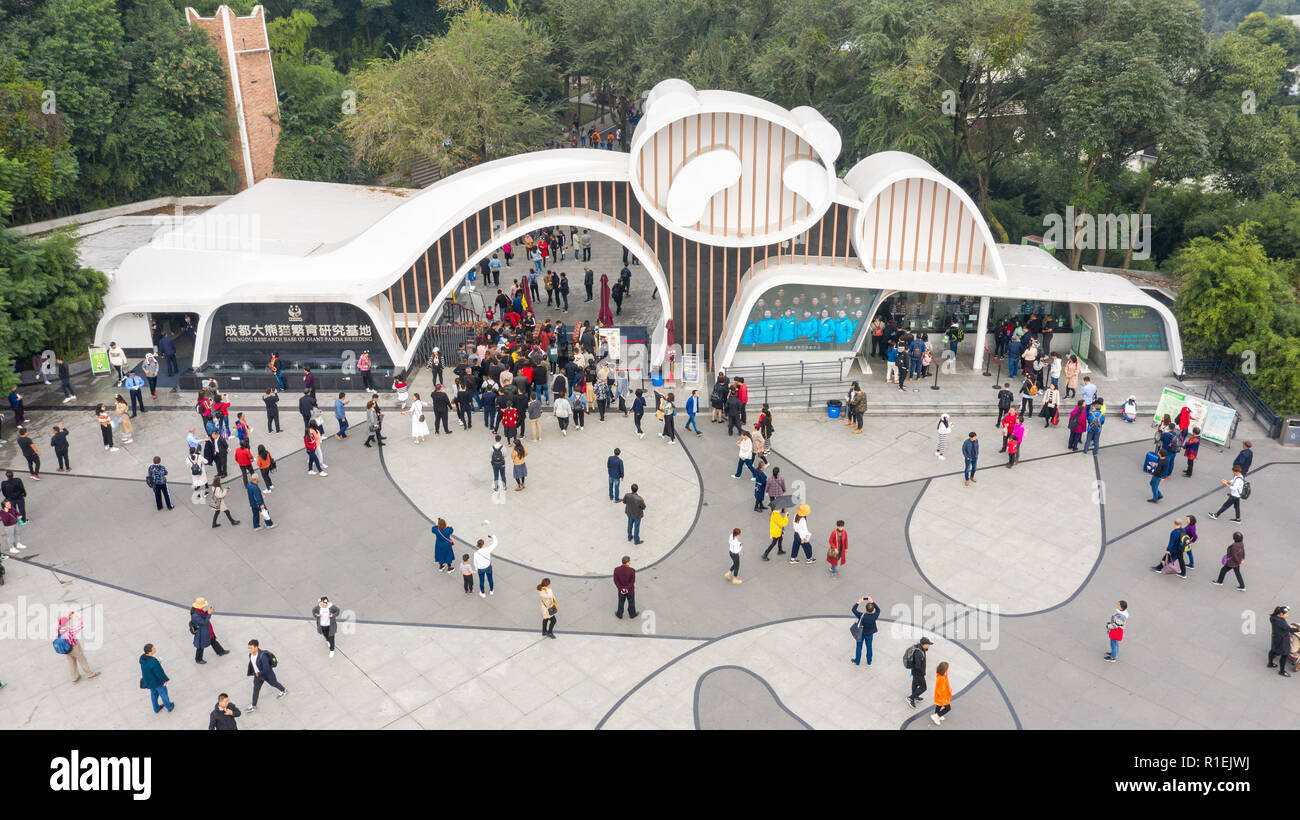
xmin=931 ymin=661 xmax=951 ymax=726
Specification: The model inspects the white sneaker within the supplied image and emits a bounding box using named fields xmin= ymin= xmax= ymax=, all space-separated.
xmin=7 ymin=547 xmax=17 ymax=554
xmin=308 ymin=470 xmax=318 ymax=475
xmin=321 ymin=464 xmax=329 ymax=469
xmin=123 ymin=438 xmax=133 ymax=444
xmin=16 ymin=543 xmax=27 ymax=550
xmin=930 ymin=714 xmax=941 ymax=726
xmin=480 ymin=592 xmax=486 ymax=598
xmin=318 ymin=472 xmax=328 ymax=477
xmin=110 ymin=447 xmax=119 ymax=452
xmin=489 ymin=590 xmax=494 ymax=596
xmin=329 ymin=650 xmax=334 ymax=658
xmin=62 ymin=397 xmax=73 ymax=404
xmin=638 ymin=432 xmax=644 ymax=439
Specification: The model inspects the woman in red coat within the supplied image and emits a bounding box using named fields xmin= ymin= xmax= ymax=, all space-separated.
xmin=827 ymin=520 xmax=848 ymax=577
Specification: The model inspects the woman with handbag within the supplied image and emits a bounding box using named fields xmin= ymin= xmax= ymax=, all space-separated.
xmin=1213 ymin=532 xmax=1246 ymax=591
xmin=657 ymin=391 xmax=676 ymax=444
xmin=537 ymin=578 xmax=557 ymax=638
xmin=1039 ymin=385 xmax=1060 ymax=428
xmin=208 ymin=477 xmax=240 ymax=528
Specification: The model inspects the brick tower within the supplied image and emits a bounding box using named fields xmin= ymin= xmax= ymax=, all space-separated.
xmin=186 ymin=5 xmax=280 ymax=190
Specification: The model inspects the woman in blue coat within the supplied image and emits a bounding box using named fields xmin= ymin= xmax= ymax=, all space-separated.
xmin=190 ymin=597 xmax=228 ymax=664
xmin=850 ymin=597 xmax=881 ymax=666
xmin=433 ymin=518 xmax=456 ymax=572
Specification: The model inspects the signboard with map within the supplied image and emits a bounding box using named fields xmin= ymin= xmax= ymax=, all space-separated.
xmin=1152 ymin=386 xmax=1237 ymax=447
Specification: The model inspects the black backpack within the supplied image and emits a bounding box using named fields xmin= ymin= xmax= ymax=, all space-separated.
xmin=1240 ymin=480 xmax=1252 ymax=500
xmin=997 ymin=389 xmax=1013 ymax=410
xmin=145 ymin=470 xmax=156 ymax=489
xmin=265 ymin=650 xmax=278 ymax=668
xmin=903 ymin=645 xmax=921 ymax=669
xmin=490 ymin=447 xmax=505 ymax=468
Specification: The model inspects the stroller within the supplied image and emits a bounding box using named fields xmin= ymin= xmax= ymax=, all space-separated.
xmin=1289 ymin=629 xmax=1300 ymax=673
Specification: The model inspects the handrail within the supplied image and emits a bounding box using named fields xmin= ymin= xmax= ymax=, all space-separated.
xmin=726 ymin=357 xmax=851 ymax=386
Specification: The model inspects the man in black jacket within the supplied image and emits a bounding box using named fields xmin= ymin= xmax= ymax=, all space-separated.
xmin=996 ymin=383 xmax=1014 ymax=427
xmin=245 ymin=639 xmax=287 ymax=712
xmin=298 ymin=390 xmax=315 ymax=431
xmin=208 ymin=693 xmax=240 ymax=730
xmin=583 ymin=267 xmax=594 ymax=302
xmin=50 ymin=425 xmax=70 ymax=472
xmin=725 ymin=390 xmax=743 ymax=436
xmin=1 ymin=471 xmax=26 ymax=521
xmin=431 ymin=385 xmax=453 ymax=435
xmin=203 ymin=432 xmax=229 ymax=478
xmin=906 ymin=637 xmax=932 ymax=708
xmin=1233 ymin=441 xmax=1253 ymax=476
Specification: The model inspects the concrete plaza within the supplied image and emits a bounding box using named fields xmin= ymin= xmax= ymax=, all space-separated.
xmin=1 ymin=360 xmax=1298 ymax=730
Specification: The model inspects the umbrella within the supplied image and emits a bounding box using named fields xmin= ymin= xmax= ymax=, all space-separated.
xmin=664 ymin=319 xmax=676 ymax=384
xmin=598 ymin=274 xmax=614 ymax=326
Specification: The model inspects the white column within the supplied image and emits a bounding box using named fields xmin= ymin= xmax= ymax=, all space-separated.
xmin=973 ymin=296 xmax=990 ymax=371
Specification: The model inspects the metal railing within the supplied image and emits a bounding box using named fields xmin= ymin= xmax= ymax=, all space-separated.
xmin=726 ymin=357 xmax=851 ymax=386
xmin=1178 ymin=358 xmax=1282 ymax=438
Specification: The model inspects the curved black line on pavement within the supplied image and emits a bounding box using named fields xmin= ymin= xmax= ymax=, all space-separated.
xmin=595 ymin=614 xmax=1021 ymax=731
xmin=898 ymin=478 xmax=960 ymax=611
xmin=374 ymin=426 xmax=706 ymax=581
xmin=5 ymin=556 xmax=707 ymax=641
xmin=692 ymin=665 xmax=813 ymax=730
xmin=1103 ymin=460 xmax=1300 ymax=546
xmin=770 ymin=436 xmax=1136 ymax=490
xmin=897 ymin=669 xmax=989 ymax=730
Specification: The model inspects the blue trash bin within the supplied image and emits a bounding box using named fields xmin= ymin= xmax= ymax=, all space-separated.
xmin=651 ymin=373 xmax=664 ymax=387
xmin=827 ymin=399 xmax=842 ymax=419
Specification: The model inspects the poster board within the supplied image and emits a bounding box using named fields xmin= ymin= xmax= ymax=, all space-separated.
xmin=1153 ymin=386 xmax=1237 ymax=447
xmin=598 ymin=328 xmax=622 ymax=361
xmin=682 ymin=353 xmax=699 ymax=383
xmin=88 ymin=346 xmax=111 ymax=375
xmin=1072 ymin=315 xmax=1092 ymax=361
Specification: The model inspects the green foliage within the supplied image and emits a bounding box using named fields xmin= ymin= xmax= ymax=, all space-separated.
xmin=0 ymin=225 xmax=108 ymax=393
xmin=0 ymin=57 xmax=78 ymax=219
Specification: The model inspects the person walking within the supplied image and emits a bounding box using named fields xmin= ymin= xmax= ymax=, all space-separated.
xmin=790 ymin=504 xmax=813 ymax=564
xmin=752 ymin=462 xmax=768 ymax=512
xmin=1150 ymin=518 xmax=1188 ymax=577
xmin=148 ymin=456 xmax=174 ymax=511
xmin=1183 ymin=514 xmax=1198 ymax=569
xmin=333 ymin=393 xmax=350 ymax=439
xmin=255 ymin=445 xmax=275 ymax=492
xmin=1066 ymin=400 xmax=1086 ymax=451
xmin=57 ymin=357 xmax=77 ymax=402
xmin=56 ymin=611 xmax=99 ymax=684
xmin=433 ymin=518 xmax=456 ymax=572
xmin=139 ymin=644 xmax=174 ymax=713
xmin=190 ymin=597 xmax=230 ymax=663
xmin=304 ymin=424 xmax=327 ymax=476
xmin=763 ymin=505 xmax=788 ymax=560
xmin=511 ymin=440 xmax=529 ymax=490
xmin=554 ymin=392 xmax=572 ymax=436
xmin=244 ymin=639 xmax=287 ymax=711
xmin=1212 ymin=532 xmax=1246 ymax=591
xmin=473 ymin=532 xmax=498 ymax=597
xmin=850 ymin=596 xmax=880 ymax=666
xmin=1233 ymin=440 xmax=1254 ymax=476
xmin=489 ymin=436 xmax=508 ymax=491
xmin=627 ymin=386 xmax=640 ymax=433
xmin=187 ymin=447 xmax=208 ymax=501
xmin=527 ymin=394 xmax=543 ymax=441
xmin=233 ymin=441 xmax=253 ymax=488
xmin=208 ymin=693 xmax=240 ymax=730
xmin=905 ymin=637 xmax=932 ymax=708
xmin=765 ymin=465 xmax=786 ymax=508
xmin=1147 ymin=449 xmax=1168 ymax=503
xmin=658 ymin=392 xmax=677 ymax=444
xmin=684 ymin=389 xmax=702 ymax=436
xmin=208 ymin=477 xmax=240 ymax=527
xmin=623 ymin=483 xmax=646 ymax=544
xmin=724 ymin=528 xmax=744 ymax=584
xmin=961 ymin=432 xmax=979 ymax=486
xmin=1207 ymin=465 xmax=1246 ymax=522
xmin=613 ymin=556 xmax=637 ymax=619
xmin=607 ymin=448 xmax=624 ymax=501
xmin=312 ymin=596 xmax=340 ymax=658
xmin=1268 ymin=606 xmax=1296 ymax=677
xmin=930 ymin=661 xmax=952 ymax=726
xmin=108 ymin=342 xmax=128 ymax=385
xmin=50 ymin=425 xmax=70 ymax=472
xmin=363 ymin=399 xmax=386 ymax=448
xmin=734 ymin=431 xmax=757 ymax=479
xmin=538 ymin=579 xmax=558 ymax=638
xmin=934 ymin=414 xmax=951 ymax=460
xmin=1103 ymin=600 xmax=1128 ymax=663
xmin=246 ymin=474 xmax=275 ymax=531
xmin=1040 ymin=384 xmax=1060 ymax=427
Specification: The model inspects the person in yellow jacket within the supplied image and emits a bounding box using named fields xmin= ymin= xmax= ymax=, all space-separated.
xmin=930 ymin=661 xmax=952 ymax=726
xmin=762 ymin=506 xmax=788 ymax=560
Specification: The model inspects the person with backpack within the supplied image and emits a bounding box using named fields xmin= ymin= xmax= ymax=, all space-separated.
xmin=1084 ymin=402 xmax=1105 ymax=454
xmin=850 ymin=596 xmax=881 ymax=666
xmin=905 ymin=637 xmax=933 ymax=708
xmin=1018 ymin=374 xmax=1036 ymax=417
xmin=147 ymin=456 xmax=174 ymax=511
xmin=1182 ymin=427 xmax=1201 ymax=477
xmin=1150 ymin=518 xmax=1188 ymax=578
xmin=244 ymin=639 xmax=287 ymax=712
xmin=1212 ymin=532 xmax=1246 ymax=591
xmin=190 ymin=597 xmax=230 ymax=663
xmin=995 ymin=383 xmax=1014 ymax=428
xmin=1147 ymin=450 xmax=1168 ymax=503
xmin=944 ymin=320 xmax=963 ymax=357
xmin=1208 ymin=465 xmax=1247 ymax=522
xmin=56 ymin=610 xmax=99 ymax=684
xmin=1066 ymin=400 xmax=1087 ymax=451
xmin=1104 ymin=600 xmax=1128 ymax=663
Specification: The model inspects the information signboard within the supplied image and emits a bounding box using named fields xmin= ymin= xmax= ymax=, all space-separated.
xmin=1152 ymin=386 xmax=1237 ymax=447
xmin=88 ymin=346 xmax=111 ymax=375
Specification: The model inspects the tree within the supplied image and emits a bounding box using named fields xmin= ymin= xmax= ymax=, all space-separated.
xmin=0 ymin=57 xmax=79 ymax=223
xmin=1171 ymin=223 xmax=1291 ymax=358
xmin=343 ymin=1 xmax=557 ymax=175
